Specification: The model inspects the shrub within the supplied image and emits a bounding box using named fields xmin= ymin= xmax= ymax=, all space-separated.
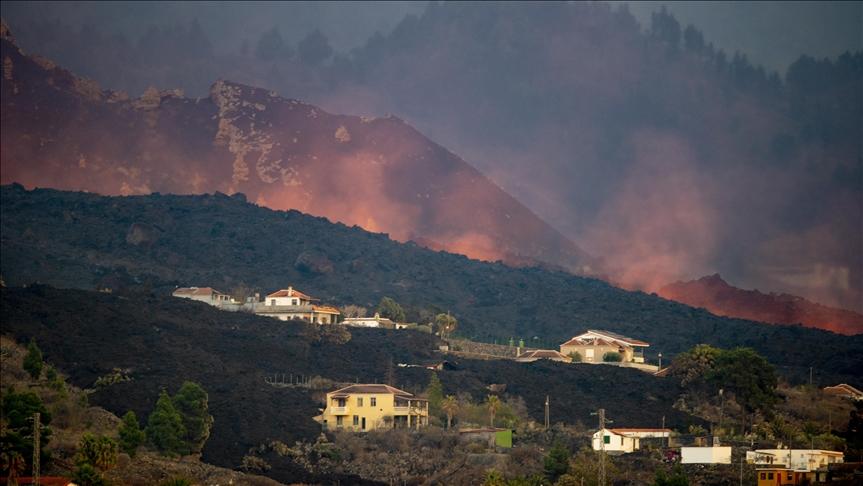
xmin=76 ymin=433 xmax=118 ymax=471
xmin=568 ymin=352 xmax=582 ymax=363
xmin=160 ymin=477 xmax=193 ymax=486
xmin=23 ymin=339 xmax=43 ymax=380
xmin=602 ymin=352 xmax=622 ymax=362
xmin=543 ymin=442 xmax=570 ymax=482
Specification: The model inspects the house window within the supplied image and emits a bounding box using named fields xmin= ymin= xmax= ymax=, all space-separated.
xmin=371 ymin=397 xmax=377 ymax=406
xmin=271 ymin=299 xmax=276 ymax=306
xmin=353 ymin=415 xmax=359 ymax=426
xmin=357 ymin=397 xmax=363 ymax=406
xmin=760 ymin=473 xmax=766 ymax=480
xmin=336 ymin=416 xmax=343 ymax=426
xmin=603 ymin=435 xmax=610 ymax=444
xmin=767 ymin=473 xmax=773 ymax=480
xmin=292 ymin=298 xmax=298 ymax=305
xmin=787 ymin=473 xmax=792 ymax=480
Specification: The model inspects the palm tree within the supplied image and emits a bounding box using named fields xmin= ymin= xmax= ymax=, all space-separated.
xmin=486 ymin=395 xmax=501 ymax=427
xmin=441 ymin=395 xmax=459 ymax=429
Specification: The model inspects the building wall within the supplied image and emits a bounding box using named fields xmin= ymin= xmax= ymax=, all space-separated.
xmin=591 ymin=430 xmax=638 ymax=453
xmin=320 ymin=392 xmax=428 ymax=432
xmin=268 ymin=296 xmax=308 ymax=306
xmin=681 ymin=446 xmax=732 ymax=464
xmin=562 ymin=343 xmax=623 ymax=362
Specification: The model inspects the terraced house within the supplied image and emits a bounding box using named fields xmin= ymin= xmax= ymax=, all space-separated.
xmin=315 ymin=384 xmax=429 ymax=431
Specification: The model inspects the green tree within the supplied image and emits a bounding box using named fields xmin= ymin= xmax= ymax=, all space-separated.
xmin=653 ymin=464 xmax=689 ymax=486
xmin=708 ymin=347 xmax=777 ymax=413
xmin=426 ymin=373 xmax=444 ymax=414
xmin=376 ymin=297 xmax=406 ymax=323
xmin=146 ymin=390 xmax=186 ymax=456
xmin=76 ymin=433 xmax=118 ymax=471
xmin=118 ymin=410 xmax=146 ymax=456
xmin=1 ymin=388 xmax=52 ymax=475
xmin=23 ymin=339 xmax=44 ymax=380
xmin=441 ymin=395 xmax=459 ymax=429
xmin=486 ymin=395 xmax=501 ymax=427
xmin=602 ymin=351 xmax=622 ymax=362
xmin=568 ymin=351 xmax=582 ymax=363
xmin=172 ymin=381 xmax=214 ymax=454
xmin=669 ymin=344 xmax=722 ymax=386
xmin=71 ymin=462 xmax=108 ymax=486
xmin=435 ymin=313 xmax=458 ymax=339
xmin=543 ymin=441 xmax=570 ymax=482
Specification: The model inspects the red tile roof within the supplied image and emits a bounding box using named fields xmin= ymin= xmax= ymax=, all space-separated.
xmin=266 ymin=288 xmax=317 ymax=300
xmin=312 ymin=305 xmax=341 ymax=314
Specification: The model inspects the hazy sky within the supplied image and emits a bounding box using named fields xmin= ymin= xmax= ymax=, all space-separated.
xmin=4 ymin=1 xmax=861 ymax=72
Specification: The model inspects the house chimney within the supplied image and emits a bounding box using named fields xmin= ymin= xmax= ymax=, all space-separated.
xmin=288 ymin=286 xmax=293 ymax=295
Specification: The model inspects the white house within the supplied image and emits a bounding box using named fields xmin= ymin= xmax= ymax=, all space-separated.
xmin=591 ymin=428 xmax=671 ymax=454
xmin=681 ymin=446 xmax=732 ymax=464
xmin=255 ymin=286 xmax=341 ymax=324
xmin=172 ymin=287 xmax=234 ymax=306
xmin=341 ymin=313 xmax=396 ymax=329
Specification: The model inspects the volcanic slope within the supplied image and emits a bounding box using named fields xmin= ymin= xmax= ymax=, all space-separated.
xmin=1 ymin=285 xmax=700 ymax=483
xmin=1 ymin=185 xmax=861 ymax=387
xmin=660 ymin=274 xmax=863 ymax=336
xmin=0 ymin=23 xmax=592 ymax=274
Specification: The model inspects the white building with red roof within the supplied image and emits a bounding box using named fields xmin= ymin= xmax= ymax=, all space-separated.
xmin=560 ymin=329 xmax=649 ymax=364
xmin=255 ymin=286 xmax=341 ymax=324
xmin=592 ymin=427 xmax=672 ymax=454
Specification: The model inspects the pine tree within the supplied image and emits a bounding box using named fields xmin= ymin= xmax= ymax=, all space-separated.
xmin=425 ymin=373 xmax=444 ymax=414
xmin=172 ymin=381 xmax=214 ymax=454
xmin=118 ymin=411 xmax=146 ymax=456
xmin=23 ymin=339 xmax=44 ymax=380
xmin=146 ymin=390 xmax=186 ymax=456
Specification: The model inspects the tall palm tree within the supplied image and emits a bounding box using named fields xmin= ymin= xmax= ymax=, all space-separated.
xmin=486 ymin=395 xmax=501 ymax=427
xmin=441 ymin=395 xmax=459 ymax=429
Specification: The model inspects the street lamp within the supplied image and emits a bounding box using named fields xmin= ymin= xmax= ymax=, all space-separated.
xmin=658 ymin=352 xmax=662 ymax=370
xmin=718 ymin=389 xmax=725 ymax=439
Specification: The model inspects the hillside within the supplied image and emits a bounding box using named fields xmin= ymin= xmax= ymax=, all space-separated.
xmin=1 ymin=285 xmax=700 ymax=483
xmin=2 ymin=185 xmax=861 ymax=388
xmin=0 ymin=21 xmax=593 ymax=276
xmin=660 ymin=274 xmax=863 ymax=336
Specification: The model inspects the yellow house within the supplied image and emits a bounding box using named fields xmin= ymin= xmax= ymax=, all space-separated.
xmin=316 ymin=384 xmax=429 ymax=431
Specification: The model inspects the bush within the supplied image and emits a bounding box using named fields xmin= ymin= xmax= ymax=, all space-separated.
xmin=23 ymin=339 xmax=43 ymax=379
xmin=602 ymin=352 xmax=622 ymax=362
xmin=76 ymin=433 xmax=118 ymax=471
xmin=160 ymin=477 xmax=193 ymax=486
xmin=568 ymin=352 xmax=582 ymax=363
xmin=543 ymin=442 xmax=570 ymax=482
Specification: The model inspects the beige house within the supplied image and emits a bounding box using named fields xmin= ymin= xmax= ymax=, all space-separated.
xmin=560 ymin=330 xmax=649 ymax=363
xmin=592 ymin=428 xmax=672 ymax=454
xmin=172 ymin=286 xmax=234 ymax=306
xmin=315 ymin=384 xmax=429 ymax=431
xmin=255 ymin=286 xmax=341 ymax=323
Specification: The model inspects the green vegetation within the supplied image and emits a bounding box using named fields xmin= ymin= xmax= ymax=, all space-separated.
xmin=670 ymin=345 xmax=778 ymax=413
xmin=73 ymin=432 xmax=118 ymax=484
xmin=23 ymin=338 xmax=43 ymax=380
xmin=652 ymin=464 xmax=689 ymax=486
xmin=441 ymin=395 xmax=459 ymax=429
xmin=486 ymin=395 xmax=501 ymax=427
xmin=0 ymin=388 xmax=52 ymax=476
xmin=146 ymin=389 xmax=187 ymax=456
xmin=376 ymin=297 xmax=406 ymax=323
xmin=172 ymin=381 xmax=214 ymax=454
xmin=567 ymin=351 xmax=582 ymax=363
xmin=425 ymin=372 xmax=444 ymax=416
xmin=602 ymin=351 xmax=622 ymax=363
xmin=118 ymin=410 xmax=146 ymax=456
xmin=543 ymin=442 xmax=570 ymax=482
xmin=435 ymin=313 xmax=458 ymax=338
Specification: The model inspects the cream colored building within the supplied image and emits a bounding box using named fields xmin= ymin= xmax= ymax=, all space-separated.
xmin=560 ymin=330 xmax=649 ymax=363
xmin=255 ymin=286 xmax=340 ymax=324
xmin=315 ymin=384 xmax=429 ymax=431
xmin=341 ymin=313 xmax=396 ymax=329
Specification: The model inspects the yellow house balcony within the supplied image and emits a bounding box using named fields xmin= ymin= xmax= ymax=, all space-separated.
xmin=330 ymin=406 xmax=348 ymax=415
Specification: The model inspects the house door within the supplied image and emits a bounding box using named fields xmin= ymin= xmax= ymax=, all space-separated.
xmin=586 ymin=349 xmax=595 ymax=361
xmin=361 ymin=417 xmax=366 ymax=430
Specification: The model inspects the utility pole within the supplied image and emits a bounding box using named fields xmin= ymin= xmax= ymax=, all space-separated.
xmin=809 ymin=366 xmax=813 ymax=387
xmin=33 ymin=412 xmax=41 ymax=486
xmin=545 ymin=395 xmax=550 ymax=430
xmin=592 ymin=408 xmax=609 ymax=486
xmin=739 ymin=456 xmax=744 ymax=486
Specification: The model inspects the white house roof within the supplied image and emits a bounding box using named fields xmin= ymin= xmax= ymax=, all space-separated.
xmin=173 ymin=286 xmax=222 ymax=296
xmin=562 ymin=330 xmax=649 ymax=348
